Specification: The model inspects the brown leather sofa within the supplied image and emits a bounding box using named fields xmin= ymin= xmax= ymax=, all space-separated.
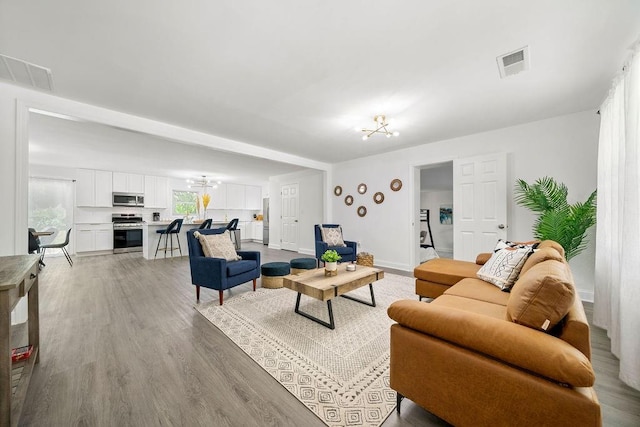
xmin=388 ymin=241 xmax=601 ymax=426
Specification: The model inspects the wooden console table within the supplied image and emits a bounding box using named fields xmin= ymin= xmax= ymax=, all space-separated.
xmin=0 ymin=255 xmax=40 ymax=427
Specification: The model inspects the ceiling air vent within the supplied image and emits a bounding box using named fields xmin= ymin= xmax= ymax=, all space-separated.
xmin=0 ymin=53 xmax=54 ymax=91
xmin=497 ymin=46 xmax=529 ymax=79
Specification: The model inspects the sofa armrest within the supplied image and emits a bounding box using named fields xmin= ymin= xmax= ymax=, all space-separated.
xmin=387 ymin=300 xmax=594 ymax=387
xmin=315 ymin=241 xmax=329 ymax=258
xmin=475 ymin=252 xmax=492 ymax=265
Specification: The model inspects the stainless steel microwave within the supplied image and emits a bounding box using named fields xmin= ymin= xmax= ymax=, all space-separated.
xmin=113 ymin=192 xmax=144 ymax=207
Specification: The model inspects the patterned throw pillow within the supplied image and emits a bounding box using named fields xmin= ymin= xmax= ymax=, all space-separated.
xmin=194 ymin=230 xmax=242 ymax=261
xmin=476 ymin=247 xmax=533 ymax=291
xmin=494 ymin=239 xmax=539 ymax=252
xmin=321 ymin=227 xmax=346 ymax=247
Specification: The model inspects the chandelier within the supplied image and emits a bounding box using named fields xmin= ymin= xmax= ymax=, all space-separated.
xmin=359 ymin=115 xmax=400 ymax=140
xmin=186 ymin=175 xmax=220 ymax=190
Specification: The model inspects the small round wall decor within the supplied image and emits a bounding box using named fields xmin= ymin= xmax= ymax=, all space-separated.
xmin=373 ymin=192 xmax=385 ymax=204
xmin=334 ymin=186 xmax=342 ymax=196
xmin=357 ymin=206 xmax=367 ymax=217
xmin=357 ymin=183 xmax=368 ymax=194
xmin=345 ymin=195 xmax=354 ymax=206
xmin=390 ymin=179 xmax=403 ymax=192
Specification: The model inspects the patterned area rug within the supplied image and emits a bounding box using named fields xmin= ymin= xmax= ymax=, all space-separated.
xmin=195 ymin=273 xmax=416 ymax=427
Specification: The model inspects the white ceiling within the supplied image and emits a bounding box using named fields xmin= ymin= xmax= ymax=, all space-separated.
xmin=2 ymin=0 xmax=640 ymax=168
xmin=28 ymin=112 xmax=306 ymax=183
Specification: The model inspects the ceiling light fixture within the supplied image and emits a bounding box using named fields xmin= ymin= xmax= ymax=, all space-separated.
xmin=358 ymin=115 xmax=399 ymax=141
xmin=186 ymin=175 xmax=218 ymax=190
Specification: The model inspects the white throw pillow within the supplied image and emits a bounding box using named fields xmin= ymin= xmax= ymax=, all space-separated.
xmin=195 ymin=230 xmax=242 ymax=261
xmin=321 ymin=227 xmax=346 ymax=247
xmin=477 ymin=247 xmax=532 ymax=291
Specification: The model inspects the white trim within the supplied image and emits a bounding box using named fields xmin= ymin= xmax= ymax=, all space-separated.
xmin=297 ymin=247 xmax=314 ymax=256
xmin=579 ymin=290 xmax=594 ymax=303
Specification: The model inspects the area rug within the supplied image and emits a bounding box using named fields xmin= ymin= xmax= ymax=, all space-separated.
xmin=195 ymin=273 xmax=416 ymax=427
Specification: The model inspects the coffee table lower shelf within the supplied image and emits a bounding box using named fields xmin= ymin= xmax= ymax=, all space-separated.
xmin=293 ymin=283 xmax=376 ymax=330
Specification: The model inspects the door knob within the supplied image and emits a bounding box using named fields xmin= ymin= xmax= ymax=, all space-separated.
xmin=498 ymin=224 xmax=506 ymax=229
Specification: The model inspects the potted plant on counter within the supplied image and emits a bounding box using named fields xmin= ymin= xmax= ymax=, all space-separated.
xmin=321 ymin=249 xmax=342 ymax=276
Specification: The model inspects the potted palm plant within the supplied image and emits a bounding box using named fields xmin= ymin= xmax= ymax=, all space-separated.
xmin=514 ymin=176 xmax=597 ymax=261
xmin=321 ymin=249 xmax=342 ymax=276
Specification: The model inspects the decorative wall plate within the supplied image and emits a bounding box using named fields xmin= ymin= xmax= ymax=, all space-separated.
xmin=334 ymin=185 xmax=342 ymax=196
xmin=373 ymin=192 xmax=384 ymax=204
xmin=357 ymin=183 xmax=367 ymax=194
xmin=390 ymin=179 xmax=403 ymax=192
xmin=345 ymin=195 xmax=354 ymax=206
xmin=357 ymin=206 xmax=367 ymax=217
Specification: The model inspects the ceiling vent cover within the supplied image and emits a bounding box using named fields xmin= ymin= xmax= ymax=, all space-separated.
xmin=497 ymin=46 xmax=530 ymax=78
xmin=0 ymin=53 xmax=54 ymax=91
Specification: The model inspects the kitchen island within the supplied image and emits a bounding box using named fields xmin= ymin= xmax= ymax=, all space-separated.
xmin=142 ymin=220 xmax=228 ymax=260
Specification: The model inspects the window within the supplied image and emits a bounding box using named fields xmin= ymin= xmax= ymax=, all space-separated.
xmin=173 ymin=190 xmax=198 ymax=216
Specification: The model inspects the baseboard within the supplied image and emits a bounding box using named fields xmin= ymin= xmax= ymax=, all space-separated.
xmin=374 ymin=259 xmax=413 ymax=272
xmin=297 ymin=248 xmax=314 ymax=256
xmin=578 ymin=290 xmax=594 ymax=303
xmin=268 ymin=243 xmax=281 ymax=250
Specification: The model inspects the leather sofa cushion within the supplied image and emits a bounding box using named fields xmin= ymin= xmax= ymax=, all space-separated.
xmin=537 ymin=239 xmax=566 ymax=258
xmin=520 ymin=245 xmax=565 ymax=276
xmin=443 ymin=278 xmax=510 ymax=306
xmin=414 ymin=258 xmax=481 ymax=285
xmin=508 ymin=260 xmax=575 ymax=332
xmin=432 ymin=294 xmax=507 ymax=320
xmin=388 ymin=299 xmax=595 ymax=387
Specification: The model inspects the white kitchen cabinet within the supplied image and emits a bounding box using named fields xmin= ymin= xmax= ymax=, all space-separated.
xmin=144 ymin=175 xmax=168 ymax=208
xmin=226 ymin=184 xmax=246 ymax=209
xmin=209 ymin=184 xmax=227 ymax=210
xmin=237 ymin=221 xmax=249 ymax=241
xmin=113 ymin=172 xmax=144 ymax=193
xmin=244 ymin=186 xmax=262 ymax=210
xmin=76 ymin=169 xmax=113 ymax=207
xmin=75 ymin=223 xmax=113 ymax=252
xmin=252 ymin=221 xmax=263 ymax=242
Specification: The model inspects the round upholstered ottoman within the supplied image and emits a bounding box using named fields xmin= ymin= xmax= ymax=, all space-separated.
xmin=290 ymin=257 xmax=317 ymax=275
xmin=261 ymin=262 xmax=291 ymax=289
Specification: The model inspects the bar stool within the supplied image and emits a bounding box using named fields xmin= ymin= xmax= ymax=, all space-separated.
xmin=199 ymin=219 xmax=213 ymax=229
xmin=226 ymin=218 xmax=240 ymax=250
xmin=155 ymin=219 xmax=184 ymax=259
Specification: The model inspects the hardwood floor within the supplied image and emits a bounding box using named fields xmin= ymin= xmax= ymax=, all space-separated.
xmin=16 ymin=244 xmax=640 ymax=426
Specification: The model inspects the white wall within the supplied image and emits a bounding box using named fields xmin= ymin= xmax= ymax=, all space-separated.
xmin=420 ymin=190 xmax=454 ymax=253
xmin=269 ymin=169 xmax=325 ymax=254
xmin=332 ymin=110 xmax=600 ymax=300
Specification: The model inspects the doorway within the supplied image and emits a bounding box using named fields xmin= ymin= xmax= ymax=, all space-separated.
xmin=419 ymin=162 xmax=454 ymax=261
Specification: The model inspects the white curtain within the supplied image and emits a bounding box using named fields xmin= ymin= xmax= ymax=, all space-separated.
xmin=594 ymin=40 xmax=640 ymax=391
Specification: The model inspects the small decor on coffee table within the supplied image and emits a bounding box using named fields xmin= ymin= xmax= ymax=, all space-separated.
xmin=321 ymin=249 xmax=341 ymax=276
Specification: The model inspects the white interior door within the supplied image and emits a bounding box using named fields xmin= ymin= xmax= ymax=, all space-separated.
xmin=281 ymin=183 xmax=299 ymax=251
xmin=453 ymin=153 xmax=507 ymax=261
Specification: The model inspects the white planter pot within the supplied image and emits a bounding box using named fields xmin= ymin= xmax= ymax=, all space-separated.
xmin=325 ymin=261 xmax=338 ymax=272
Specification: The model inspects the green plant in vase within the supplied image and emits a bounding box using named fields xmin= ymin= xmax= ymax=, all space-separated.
xmin=514 ymin=176 xmax=596 ymax=260
xmin=321 ymin=249 xmax=342 ymax=272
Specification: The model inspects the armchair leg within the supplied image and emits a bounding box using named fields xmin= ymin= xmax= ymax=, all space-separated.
xmin=196 ymin=285 xmax=200 ymax=301
xmin=252 ymin=278 xmax=256 ymax=291
xmin=219 ymin=290 xmax=224 ymax=305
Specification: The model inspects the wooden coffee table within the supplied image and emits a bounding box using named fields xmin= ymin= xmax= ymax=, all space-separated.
xmin=282 ymin=264 xmax=384 ymax=329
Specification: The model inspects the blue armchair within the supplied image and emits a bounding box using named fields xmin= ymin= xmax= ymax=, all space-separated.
xmin=186 ymin=228 xmax=261 ymax=305
xmin=314 ymin=224 xmax=357 ymax=267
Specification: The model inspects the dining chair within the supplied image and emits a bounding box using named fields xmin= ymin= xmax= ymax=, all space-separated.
xmin=40 ymin=228 xmax=73 ymax=267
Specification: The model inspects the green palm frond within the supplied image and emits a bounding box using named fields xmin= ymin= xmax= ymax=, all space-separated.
xmin=514 ymin=177 xmax=596 ymax=261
